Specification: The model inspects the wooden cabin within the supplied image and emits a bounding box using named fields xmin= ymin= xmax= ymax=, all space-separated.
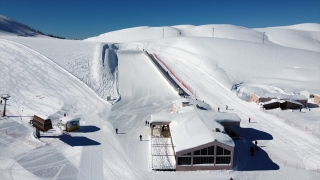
xmin=30 ymin=114 xmax=53 ymax=132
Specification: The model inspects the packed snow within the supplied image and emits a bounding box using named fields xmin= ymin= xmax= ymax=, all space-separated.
xmin=1 ymin=14 xmax=320 ymax=179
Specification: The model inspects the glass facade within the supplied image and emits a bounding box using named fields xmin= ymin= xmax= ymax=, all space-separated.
xmin=177 ymin=153 xmax=191 ymax=165
xmin=177 ymin=145 xmax=232 ymax=166
xmin=193 ymin=146 xmax=215 ymax=164
xmin=216 ymin=146 xmax=231 ymax=164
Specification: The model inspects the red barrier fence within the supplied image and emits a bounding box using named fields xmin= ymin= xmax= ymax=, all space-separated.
xmin=153 ymin=53 xmax=194 ymax=96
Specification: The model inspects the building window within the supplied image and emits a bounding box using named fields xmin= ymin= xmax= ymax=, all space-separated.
xmin=193 ymin=146 xmax=215 ymax=165
xmin=178 ymin=153 xmax=191 ymax=165
xmin=216 ymin=146 xmax=231 ymax=164
xmin=216 ymin=156 xmax=231 ymax=164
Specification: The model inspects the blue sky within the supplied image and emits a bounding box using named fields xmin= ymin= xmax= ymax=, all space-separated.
xmin=1 ymin=0 xmax=319 ymax=39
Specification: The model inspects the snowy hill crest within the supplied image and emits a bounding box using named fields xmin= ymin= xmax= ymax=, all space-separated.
xmin=86 ymin=23 xmax=320 ymax=52
xmin=0 ymin=14 xmax=43 ymax=36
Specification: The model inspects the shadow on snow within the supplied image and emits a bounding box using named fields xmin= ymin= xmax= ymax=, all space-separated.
xmin=41 ymin=125 xmax=101 ymax=146
xmin=41 ymin=134 xmax=100 ymax=146
xmin=73 ymin=125 xmax=100 ymax=133
xmin=60 ymin=134 xmax=100 ymax=146
xmin=233 ymin=127 xmax=279 ymax=171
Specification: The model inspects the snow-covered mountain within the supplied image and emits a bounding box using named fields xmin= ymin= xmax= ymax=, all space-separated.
xmin=1 ymin=14 xmax=320 ymax=179
xmin=0 ymin=14 xmax=44 ymax=36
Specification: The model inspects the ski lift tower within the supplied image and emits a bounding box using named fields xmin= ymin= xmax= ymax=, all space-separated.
xmin=1 ymin=94 xmax=10 ymax=117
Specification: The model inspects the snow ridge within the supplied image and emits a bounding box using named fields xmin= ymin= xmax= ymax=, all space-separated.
xmin=0 ymin=14 xmax=42 ymax=36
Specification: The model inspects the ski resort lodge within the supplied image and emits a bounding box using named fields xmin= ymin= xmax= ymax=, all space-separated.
xmin=150 ymin=98 xmax=241 ymax=171
xmin=300 ymin=90 xmax=320 ymax=106
xmin=250 ymin=93 xmax=308 ymax=110
xmin=314 ymin=94 xmax=320 ymax=106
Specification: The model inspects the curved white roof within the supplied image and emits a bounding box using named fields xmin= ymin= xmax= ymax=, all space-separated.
xmin=169 ymin=112 xmax=235 ymax=153
xmin=150 ymin=111 xmax=241 ymax=153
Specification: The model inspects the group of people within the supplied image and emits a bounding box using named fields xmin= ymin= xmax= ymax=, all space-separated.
xmin=115 ymin=128 xmax=143 ymax=141
xmin=218 ymin=105 xmax=228 ymax=112
xmin=115 ymin=120 xmax=149 ymax=141
xmin=217 ymin=105 xmax=229 ymax=112
xmin=145 ymin=121 xmax=150 ymax=126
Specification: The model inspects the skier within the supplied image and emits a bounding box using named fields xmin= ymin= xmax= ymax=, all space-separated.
xmin=218 ymin=107 xmax=220 ymax=112
xmin=116 ymin=128 xmax=118 ymax=134
xmin=226 ymin=105 xmax=228 ymax=110
xmin=140 ymin=135 xmax=142 ymax=141
xmin=250 ymin=146 xmax=254 ymax=156
xmin=145 ymin=120 xmax=147 ymax=126
xmin=249 ymin=117 xmax=251 ymax=123
xmin=255 ymin=140 xmax=258 ymax=150
xmin=64 ymin=113 xmax=66 ymax=117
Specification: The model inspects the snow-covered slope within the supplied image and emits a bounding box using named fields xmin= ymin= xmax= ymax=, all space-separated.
xmin=0 ymin=14 xmax=43 ymax=37
xmin=86 ymin=23 xmax=320 ymax=52
xmin=0 ymin=36 xmax=120 ymax=101
xmin=86 ymin=23 xmax=320 ymax=99
xmin=254 ymin=23 xmax=320 ymax=52
xmin=86 ymin=25 xmax=266 ymax=44
xmin=271 ymin=23 xmax=320 ymax=32
xmin=145 ymin=37 xmax=319 ymax=98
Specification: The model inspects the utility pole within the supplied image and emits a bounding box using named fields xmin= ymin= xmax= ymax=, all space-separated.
xmin=212 ymin=28 xmax=214 ymax=37
xmin=262 ymin=32 xmax=265 ymax=44
xmin=162 ymin=29 xmax=164 ymax=38
xmin=1 ymin=94 xmax=10 ymax=117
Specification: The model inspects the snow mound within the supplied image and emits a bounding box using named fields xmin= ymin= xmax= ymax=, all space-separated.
xmin=270 ymin=23 xmax=320 ymax=32
xmin=85 ymin=24 xmax=264 ymax=44
xmin=86 ymin=23 xmax=320 ymax=52
xmin=255 ymin=23 xmax=320 ymax=52
xmin=0 ymin=14 xmax=42 ymax=36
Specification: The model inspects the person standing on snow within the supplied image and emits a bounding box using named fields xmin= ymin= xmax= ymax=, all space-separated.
xmin=218 ymin=107 xmax=220 ymax=112
xmin=140 ymin=135 xmax=142 ymax=141
xmin=249 ymin=117 xmax=251 ymax=123
xmin=255 ymin=140 xmax=258 ymax=150
xmin=116 ymin=128 xmax=118 ymax=134
xmin=145 ymin=121 xmax=147 ymax=126
xmin=250 ymin=146 xmax=254 ymax=156
xmin=226 ymin=105 xmax=228 ymax=110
